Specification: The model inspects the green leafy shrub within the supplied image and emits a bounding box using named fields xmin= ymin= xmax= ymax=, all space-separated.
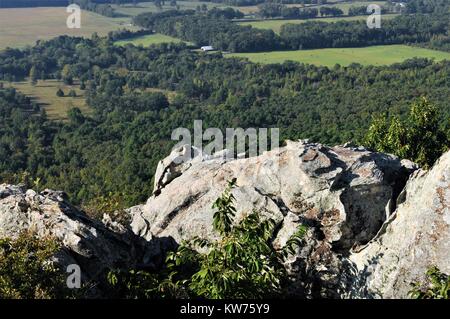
xmin=68 ymin=89 xmax=77 ymax=98
xmin=106 ymin=269 xmax=187 ymax=299
xmin=56 ymin=88 xmax=64 ymax=97
xmin=166 ymin=179 xmax=306 ymax=299
xmin=409 ymin=266 xmax=450 ymax=299
xmin=364 ymin=97 xmax=449 ymax=169
xmin=82 ymin=191 xmax=130 ymax=224
xmin=0 ymin=231 xmax=69 ymax=299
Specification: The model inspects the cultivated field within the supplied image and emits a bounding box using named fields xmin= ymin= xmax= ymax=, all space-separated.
xmin=239 ymin=14 xmax=398 ymax=33
xmin=115 ymin=33 xmax=188 ymax=46
xmin=112 ymin=1 xmax=234 ymax=16
xmin=1 ymin=80 xmax=90 ymax=121
xmin=0 ymin=7 xmax=136 ymax=50
xmin=228 ymin=45 xmax=450 ymax=67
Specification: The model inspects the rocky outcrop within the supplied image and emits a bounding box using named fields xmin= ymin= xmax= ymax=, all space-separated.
xmin=347 ymin=150 xmax=450 ymax=298
xmin=129 ymin=140 xmax=418 ymax=297
xmin=0 ymin=185 xmax=157 ymax=292
xmin=1 ymin=140 xmax=448 ymax=299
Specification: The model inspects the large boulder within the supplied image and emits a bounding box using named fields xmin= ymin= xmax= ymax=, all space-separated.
xmin=0 ymin=184 xmax=158 ymax=290
xmin=129 ymin=140 xmax=416 ymax=297
xmin=347 ymin=150 xmax=450 ymax=298
xmin=1 ymin=140 xmax=448 ymax=299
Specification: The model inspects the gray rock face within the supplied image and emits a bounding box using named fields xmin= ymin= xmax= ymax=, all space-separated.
xmin=0 ymin=184 xmax=153 ymax=289
xmin=1 ymin=140 xmax=448 ymax=299
xmin=129 ymin=140 xmax=419 ymax=297
xmin=348 ymin=150 xmax=450 ymax=298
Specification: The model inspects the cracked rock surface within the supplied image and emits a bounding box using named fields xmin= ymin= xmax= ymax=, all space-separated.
xmin=1 ymin=140 xmax=448 ymax=298
xmin=0 ymin=185 xmax=153 ymax=291
xmin=348 ymin=150 xmax=450 ymax=298
xmin=129 ymin=140 xmax=423 ymax=297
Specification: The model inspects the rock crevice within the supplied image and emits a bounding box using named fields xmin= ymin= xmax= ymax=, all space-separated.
xmin=0 ymin=140 xmax=448 ymax=299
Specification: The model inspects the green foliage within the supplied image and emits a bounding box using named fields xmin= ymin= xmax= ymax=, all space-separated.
xmin=82 ymin=191 xmax=130 ymax=224
xmin=29 ymin=66 xmax=38 ymax=85
xmin=409 ymin=266 xmax=450 ymax=299
xmin=2 ymin=36 xmax=450 ymax=209
xmin=165 ymin=180 xmax=306 ymax=299
xmin=212 ymin=178 xmax=237 ymax=236
xmin=56 ymin=88 xmax=64 ymax=97
xmin=0 ymin=231 xmax=69 ymax=299
xmin=280 ymin=14 xmax=450 ymax=51
xmin=133 ymin=11 xmax=450 ymax=52
xmin=107 ymin=269 xmax=186 ymax=299
xmin=68 ymin=89 xmax=77 ymax=98
xmin=364 ymin=97 xmax=449 ymax=169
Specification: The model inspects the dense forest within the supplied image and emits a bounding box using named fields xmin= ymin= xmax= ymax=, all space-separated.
xmin=1 ymin=0 xmax=450 ymax=302
xmin=201 ymin=0 xmax=326 ymax=6
xmin=133 ymin=11 xmax=450 ymax=52
xmin=1 ymin=0 xmax=450 ymax=208
xmin=405 ymin=0 xmax=450 ymax=13
xmin=280 ymin=14 xmax=450 ymax=50
xmin=1 ymin=35 xmax=450 ymax=210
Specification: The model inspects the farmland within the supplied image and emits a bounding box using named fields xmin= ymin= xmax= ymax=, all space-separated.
xmin=228 ymin=45 xmax=450 ymax=67
xmin=112 ymin=1 xmax=235 ymax=16
xmin=0 ymin=7 xmax=136 ymax=50
xmin=238 ymin=14 xmax=398 ymax=33
xmin=218 ymin=0 xmax=389 ymax=15
xmin=287 ymin=1 xmax=388 ymax=15
xmin=115 ymin=33 xmax=188 ymax=46
xmin=1 ymin=80 xmax=90 ymax=121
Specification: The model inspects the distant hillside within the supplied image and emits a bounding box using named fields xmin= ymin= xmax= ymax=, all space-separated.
xmin=0 ymin=0 xmax=138 ymax=8
xmin=0 ymin=0 xmax=69 ymax=7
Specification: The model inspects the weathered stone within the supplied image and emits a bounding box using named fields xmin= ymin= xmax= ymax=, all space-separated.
xmin=2 ymin=140 xmax=448 ymax=299
xmin=129 ymin=140 xmax=417 ymax=297
xmin=0 ymin=184 xmax=151 ymax=291
xmin=132 ymin=141 xmax=412 ymax=246
xmin=347 ymin=150 xmax=450 ymax=298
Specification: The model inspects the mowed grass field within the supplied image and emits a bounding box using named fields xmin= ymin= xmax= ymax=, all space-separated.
xmin=1 ymin=80 xmax=90 ymax=121
xmin=238 ymin=14 xmax=398 ymax=33
xmin=0 ymin=7 xmax=136 ymax=50
xmin=228 ymin=45 xmax=450 ymax=67
xmin=115 ymin=33 xmax=188 ymax=46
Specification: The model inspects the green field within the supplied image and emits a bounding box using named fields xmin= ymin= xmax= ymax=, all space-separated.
xmin=228 ymin=45 xmax=450 ymax=67
xmin=112 ymin=1 xmax=235 ymax=16
xmin=239 ymin=14 xmax=398 ymax=33
xmin=115 ymin=33 xmax=188 ymax=46
xmin=287 ymin=1 xmax=387 ymax=15
xmin=222 ymin=0 xmax=386 ymax=15
xmin=0 ymin=7 xmax=136 ymax=50
xmin=1 ymin=80 xmax=90 ymax=120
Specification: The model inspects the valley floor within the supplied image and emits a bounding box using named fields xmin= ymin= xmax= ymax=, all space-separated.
xmin=228 ymin=45 xmax=450 ymax=67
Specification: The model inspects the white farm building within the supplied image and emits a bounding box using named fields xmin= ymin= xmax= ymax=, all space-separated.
xmin=200 ymin=46 xmax=214 ymax=52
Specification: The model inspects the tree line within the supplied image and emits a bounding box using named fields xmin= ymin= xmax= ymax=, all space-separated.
xmin=133 ymin=11 xmax=450 ymax=52
xmin=279 ymin=13 xmax=450 ymax=50
xmin=0 ymin=35 xmax=449 ymax=209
